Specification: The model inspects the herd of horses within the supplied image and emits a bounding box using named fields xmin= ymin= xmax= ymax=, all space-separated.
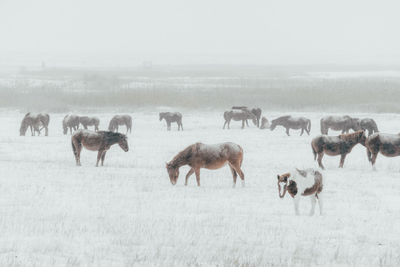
xmin=19 ymin=110 xmax=400 ymax=181
xmin=17 ymin=109 xmax=400 ymax=215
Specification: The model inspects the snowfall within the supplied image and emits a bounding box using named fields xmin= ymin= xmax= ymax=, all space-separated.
xmin=0 ymin=110 xmax=400 ymax=266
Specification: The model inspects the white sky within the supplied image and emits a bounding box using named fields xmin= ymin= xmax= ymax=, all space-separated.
xmin=0 ymin=0 xmax=399 ymax=66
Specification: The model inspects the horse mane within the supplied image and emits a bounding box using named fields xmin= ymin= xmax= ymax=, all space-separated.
xmin=24 ymin=112 xmax=30 ymax=117
xmin=169 ymin=143 xmax=196 ymax=168
xmin=100 ymin=131 xmax=126 ymax=143
xmin=339 ymin=130 xmax=363 ymax=141
xmin=273 ymin=115 xmax=291 ymax=122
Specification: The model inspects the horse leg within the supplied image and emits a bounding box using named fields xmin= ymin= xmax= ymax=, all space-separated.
xmin=286 ymin=127 xmax=290 ymax=136
xmin=195 ymin=168 xmax=200 ymax=186
xmin=44 ymin=126 xmax=48 ymax=136
xmin=371 ymin=153 xmax=378 ymax=171
xmin=229 ymin=164 xmax=238 ymax=188
xmin=309 ymin=195 xmax=316 ymax=216
xmin=223 ymin=120 xmax=227 ymax=129
xmin=101 ymin=151 xmax=107 ymax=166
xmin=339 ymin=154 xmax=347 ymax=168
xmin=72 ymin=139 xmax=82 ymax=166
xmin=241 ymin=120 xmax=245 ymax=129
xmin=84 ymin=125 xmax=88 ymax=130
xmin=167 ymin=122 xmax=171 ymax=131
xmin=96 ymin=150 xmax=104 ymax=167
xmin=245 ymin=120 xmax=249 ymax=127
xmin=185 ymin=168 xmax=194 ymax=186
xmin=317 ymin=193 xmax=324 ymax=215
xmin=293 ymin=196 xmax=300 ymax=215
xmin=300 ymin=128 xmax=304 ymax=136
xmin=180 ymin=121 xmax=183 ymax=131
xmin=317 ymin=153 xmax=325 ymax=170
xmin=229 ymin=161 xmax=245 ymax=187
xmin=228 ymin=119 xmax=231 ymax=129
xmin=30 ymin=125 xmax=34 ymax=136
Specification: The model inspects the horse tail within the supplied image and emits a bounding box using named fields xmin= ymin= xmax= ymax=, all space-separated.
xmin=373 ymin=121 xmax=379 ymax=133
xmin=44 ymin=114 xmax=50 ymax=126
xmin=128 ymin=117 xmax=132 ymax=133
xmin=307 ymin=119 xmax=311 ymax=132
xmin=366 ymin=147 xmax=372 ymax=162
xmin=311 ymin=141 xmax=317 ymax=161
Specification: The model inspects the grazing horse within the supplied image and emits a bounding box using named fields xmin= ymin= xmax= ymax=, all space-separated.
xmin=63 ymin=114 xmax=80 ymax=135
xmin=277 ymin=169 xmax=324 ymax=216
xmin=270 ymin=116 xmax=311 ymax=136
xmin=108 ymin=115 xmax=132 ymax=134
xmin=223 ymin=110 xmax=257 ymax=129
xmin=71 ymin=130 xmax=129 ymax=167
xmin=232 ymin=106 xmax=262 ymax=128
xmin=166 ymin=142 xmax=244 ymax=187
xmin=365 ymin=133 xmax=400 ymax=170
xmin=79 ymin=116 xmax=100 ymax=131
xmin=311 ymin=130 xmax=366 ymax=169
xmin=320 ymin=115 xmax=361 ymax=135
xmin=260 ymin=116 xmax=270 ymax=129
xmin=20 ymin=112 xmax=50 ymax=136
xmin=159 ymin=112 xmax=183 ymax=131
xmin=360 ymin=118 xmax=378 ymax=136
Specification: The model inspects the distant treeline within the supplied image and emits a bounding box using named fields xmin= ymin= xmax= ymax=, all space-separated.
xmin=0 ymin=66 xmax=399 ymax=113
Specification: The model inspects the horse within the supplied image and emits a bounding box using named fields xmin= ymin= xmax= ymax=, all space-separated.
xmin=277 ymin=168 xmax=324 ymax=216
xmin=166 ymin=142 xmax=244 ymax=187
xmin=231 ymin=106 xmax=262 ymax=128
xmin=260 ymin=116 xmax=270 ymax=129
xmin=270 ymin=115 xmax=311 ymax=136
xmin=108 ymin=115 xmax=132 ymax=134
xmin=360 ymin=118 xmax=378 ymax=136
xmin=320 ymin=115 xmax=361 ymax=135
xmin=311 ymin=130 xmax=366 ymax=169
xmin=62 ymin=114 xmax=80 ymax=135
xmin=20 ymin=112 xmax=50 ymax=136
xmin=159 ymin=112 xmax=183 ymax=131
xmin=365 ymin=133 xmax=400 ymax=170
xmin=71 ymin=130 xmax=129 ymax=167
xmin=79 ymin=116 xmax=100 ymax=131
xmin=223 ymin=110 xmax=257 ymax=129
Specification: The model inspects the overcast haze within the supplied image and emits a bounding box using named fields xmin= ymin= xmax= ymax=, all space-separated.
xmin=1 ymin=0 xmax=399 ymax=67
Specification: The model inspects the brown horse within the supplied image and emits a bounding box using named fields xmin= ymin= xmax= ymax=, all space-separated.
xmin=79 ymin=116 xmax=100 ymax=131
xmin=166 ymin=142 xmax=244 ymax=187
xmin=159 ymin=112 xmax=183 ymax=131
xmin=71 ymin=130 xmax=129 ymax=167
xmin=20 ymin=112 xmax=50 ymax=136
xmin=311 ymin=130 xmax=366 ymax=169
xmin=108 ymin=115 xmax=132 ymax=134
xmin=365 ymin=133 xmax=400 ymax=170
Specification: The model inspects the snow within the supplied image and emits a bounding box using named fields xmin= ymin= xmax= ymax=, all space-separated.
xmin=0 ymin=110 xmax=400 ymax=266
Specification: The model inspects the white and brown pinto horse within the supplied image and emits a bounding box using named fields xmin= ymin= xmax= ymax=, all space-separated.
xmin=366 ymin=133 xmax=400 ymax=170
xmin=20 ymin=112 xmax=50 ymax=136
xmin=311 ymin=130 xmax=366 ymax=169
xmin=71 ymin=130 xmax=129 ymax=167
xmin=166 ymin=142 xmax=244 ymax=187
xmin=277 ymin=168 xmax=323 ymax=216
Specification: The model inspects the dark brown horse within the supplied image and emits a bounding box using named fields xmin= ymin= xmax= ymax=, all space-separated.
xmin=166 ymin=142 xmax=244 ymax=187
xmin=71 ymin=130 xmax=129 ymax=167
xmin=79 ymin=116 xmax=100 ymax=131
xmin=63 ymin=114 xmax=80 ymax=135
xmin=108 ymin=115 xmax=132 ymax=134
xmin=159 ymin=112 xmax=183 ymax=131
xmin=20 ymin=112 xmax=50 ymax=136
xmin=365 ymin=133 xmax=400 ymax=169
xmin=311 ymin=130 xmax=366 ymax=169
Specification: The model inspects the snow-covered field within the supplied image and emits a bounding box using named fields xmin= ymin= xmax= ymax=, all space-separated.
xmin=0 ymin=110 xmax=400 ymax=266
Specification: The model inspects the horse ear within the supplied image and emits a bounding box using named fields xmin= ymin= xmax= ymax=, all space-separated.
xmin=296 ymin=168 xmax=307 ymax=177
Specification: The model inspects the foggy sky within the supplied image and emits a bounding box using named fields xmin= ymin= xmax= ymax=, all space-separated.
xmin=0 ymin=0 xmax=399 ymax=67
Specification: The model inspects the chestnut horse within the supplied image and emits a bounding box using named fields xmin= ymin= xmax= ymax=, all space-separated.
xmin=311 ymin=130 xmax=366 ymax=169
xmin=166 ymin=142 xmax=244 ymax=187
xmin=71 ymin=130 xmax=129 ymax=167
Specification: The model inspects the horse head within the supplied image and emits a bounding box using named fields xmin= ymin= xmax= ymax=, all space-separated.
xmin=118 ymin=134 xmax=129 ymax=152
xmin=270 ymin=120 xmax=277 ymax=131
xmin=159 ymin=113 xmax=165 ymax=121
xmin=166 ymin=162 xmax=179 ymax=185
xmin=277 ymin=173 xmax=291 ymax=198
